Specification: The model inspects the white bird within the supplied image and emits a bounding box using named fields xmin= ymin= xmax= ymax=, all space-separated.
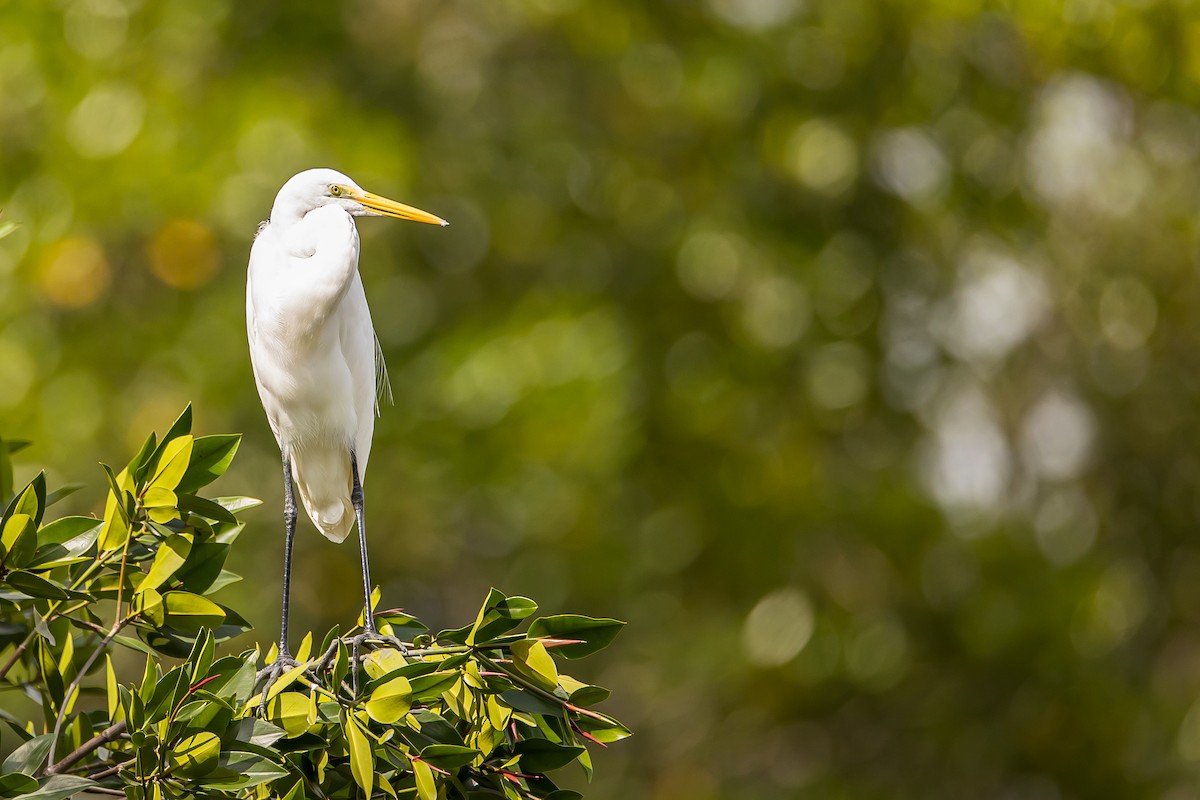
xmin=246 ymin=168 xmax=446 ymax=674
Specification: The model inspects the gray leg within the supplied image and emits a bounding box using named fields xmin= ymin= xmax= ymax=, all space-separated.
xmin=259 ymin=450 xmax=301 ymax=713
xmin=280 ymin=450 xmax=297 ymax=657
xmin=350 ymin=449 xmax=375 ymax=634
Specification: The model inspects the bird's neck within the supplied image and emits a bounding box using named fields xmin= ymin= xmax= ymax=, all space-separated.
xmin=270 ymin=196 xmax=313 ymax=228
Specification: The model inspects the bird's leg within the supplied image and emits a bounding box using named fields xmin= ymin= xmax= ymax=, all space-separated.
xmin=351 ymin=449 xmax=375 ymax=636
xmin=344 ymin=449 xmax=407 ymax=694
xmin=257 ymin=450 xmax=302 ymax=714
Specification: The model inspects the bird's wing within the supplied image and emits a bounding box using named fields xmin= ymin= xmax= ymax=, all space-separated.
xmin=374 ymin=332 xmax=393 ymax=413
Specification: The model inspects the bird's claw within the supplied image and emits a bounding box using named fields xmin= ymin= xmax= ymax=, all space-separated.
xmin=343 ymin=629 xmax=409 ymax=695
xmin=256 ymin=653 xmax=302 ymax=715
xmin=345 ymin=629 xmax=409 ymax=653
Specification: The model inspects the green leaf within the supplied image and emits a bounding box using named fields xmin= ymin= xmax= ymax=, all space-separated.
xmin=43 ymin=483 xmax=83 ymax=508
xmin=1 ymin=514 xmax=36 ymax=569
xmin=105 ymin=655 xmax=119 ymax=722
xmin=137 ymin=533 xmax=192 ymax=594
xmin=418 ymin=744 xmax=479 ymax=770
xmin=152 ymin=406 xmax=192 ymax=463
xmin=170 ymin=731 xmax=221 ymax=777
xmin=279 ymin=779 xmax=305 ymax=800
xmin=413 ymin=758 xmax=436 ymax=800
xmin=263 ymin=661 xmax=311 ymax=704
xmin=527 ymin=615 xmax=626 ymax=659
xmin=149 ymin=435 xmax=193 ymax=492
xmin=5 ymin=473 xmax=46 ymax=528
xmin=177 ymin=494 xmax=238 ymax=524
xmin=1 ymin=734 xmax=51 ymax=774
xmin=575 ymin=712 xmax=633 ymax=744
xmin=5 ymin=571 xmax=68 ymax=600
xmin=9 ymin=775 xmax=96 ymax=800
xmin=559 ymin=675 xmax=610 ymax=707
xmin=0 ymin=772 xmax=38 ymax=796
xmin=232 ymin=718 xmax=288 ymax=749
xmin=175 ymin=541 xmax=230 ymax=594
xmin=202 ymin=752 xmax=288 ymax=790
xmin=161 ymin=591 xmax=225 ymax=631
xmin=345 ymin=713 xmax=374 ymax=798
xmin=128 ymin=432 xmax=158 ymax=484
xmin=510 ymin=639 xmax=559 ymax=690
xmin=266 ymin=692 xmax=311 ymax=738
xmin=363 ymin=648 xmax=408 ymax=680
xmin=212 ymin=496 xmax=262 ymax=516
xmin=132 ymin=587 xmax=164 ymax=626
xmin=35 ymin=516 xmax=102 ymax=549
xmin=513 ymin=739 xmax=586 ymax=773
xmin=409 ymin=671 xmax=460 ymax=702
xmin=467 ymin=588 xmax=538 ymax=645
xmin=366 ymin=675 xmax=412 ymax=724
xmin=2 ymin=440 xmax=30 ymax=455
xmin=176 ymin=434 xmax=241 ymax=494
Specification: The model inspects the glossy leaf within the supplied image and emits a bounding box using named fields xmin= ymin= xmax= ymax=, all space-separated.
xmin=467 ymin=588 xmax=538 ymax=645
xmin=1 ymin=734 xmax=51 ymax=775
xmin=176 ymin=434 xmax=241 ymax=494
xmin=5 ymin=570 xmax=68 ymax=600
xmin=510 ymin=639 xmax=559 ymax=691
xmin=267 ymin=692 xmax=311 ymax=738
xmin=148 ymin=435 xmax=193 ymax=492
xmin=513 ymin=739 xmax=586 ymax=773
xmin=527 ymin=615 xmax=626 ymax=660
xmin=170 ymin=731 xmax=221 ymax=777
xmin=365 ymin=675 xmax=412 ymax=724
xmin=161 ymin=591 xmax=225 ymax=631
xmin=8 ymin=775 xmax=96 ymax=800
xmin=137 ymin=533 xmax=192 ymax=594
xmin=0 ymin=772 xmax=37 ymax=796
xmin=413 ymin=758 xmax=436 ymax=800
xmin=344 ymin=713 xmax=374 ymax=798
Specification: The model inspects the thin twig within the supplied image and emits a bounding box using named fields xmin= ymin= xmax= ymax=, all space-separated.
xmin=47 ymin=536 xmax=133 ymax=767
xmin=44 ymin=720 xmax=127 ymax=776
xmin=86 ymin=758 xmax=133 ymax=780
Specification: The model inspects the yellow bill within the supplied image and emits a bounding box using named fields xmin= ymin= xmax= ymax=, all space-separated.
xmin=354 ymin=190 xmax=448 ymax=227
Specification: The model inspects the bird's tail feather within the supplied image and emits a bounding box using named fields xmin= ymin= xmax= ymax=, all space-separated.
xmin=292 ymin=447 xmax=355 ymax=543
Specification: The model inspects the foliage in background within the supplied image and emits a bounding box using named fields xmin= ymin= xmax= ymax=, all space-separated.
xmin=0 ymin=410 xmax=626 ymax=799
xmin=11 ymin=1 xmax=1200 ymax=796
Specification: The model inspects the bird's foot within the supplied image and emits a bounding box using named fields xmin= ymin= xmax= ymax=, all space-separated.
xmin=344 ymin=627 xmax=410 ymax=654
xmin=343 ymin=628 xmax=410 ymax=695
xmin=255 ymin=652 xmax=302 ymax=715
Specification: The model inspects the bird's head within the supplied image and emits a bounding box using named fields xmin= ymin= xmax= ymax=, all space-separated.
xmin=272 ymin=168 xmax=448 ymax=227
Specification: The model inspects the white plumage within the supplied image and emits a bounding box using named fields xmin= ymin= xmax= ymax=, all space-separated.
xmin=246 ymin=168 xmax=447 ymax=542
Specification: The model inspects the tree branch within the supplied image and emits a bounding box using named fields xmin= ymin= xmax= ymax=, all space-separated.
xmin=44 ymin=720 xmax=127 ymax=776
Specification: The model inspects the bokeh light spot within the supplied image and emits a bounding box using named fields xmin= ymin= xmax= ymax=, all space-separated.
xmin=676 ymin=228 xmax=745 ymax=301
xmin=0 ymin=338 xmax=36 ymax=410
xmin=1020 ymin=389 xmax=1094 ymax=481
xmin=147 ymin=219 xmax=220 ymax=290
xmin=1099 ymin=276 xmax=1157 ymax=351
xmin=37 ymin=237 xmax=111 ymax=308
xmin=741 ymin=274 xmax=809 ymax=348
xmin=66 ymin=82 xmax=145 ymax=158
xmin=806 ymin=342 xmax=871 ymax=410
xmin=743 ymin=587 xmax=815 ymax=667
xmin=786 ymin=119 xmax=859 ymax=195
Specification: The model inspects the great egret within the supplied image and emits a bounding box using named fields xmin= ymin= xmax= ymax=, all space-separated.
xmin=246 ymin=168 xmax=447 ymax=687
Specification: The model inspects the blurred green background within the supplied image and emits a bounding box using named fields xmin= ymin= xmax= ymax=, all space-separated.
xmin=6 ymin=0 xmax=1200 ymax=796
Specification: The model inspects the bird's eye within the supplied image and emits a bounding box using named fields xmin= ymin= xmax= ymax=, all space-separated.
xmin=329 ymin=185 xmax=343 ymax=197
